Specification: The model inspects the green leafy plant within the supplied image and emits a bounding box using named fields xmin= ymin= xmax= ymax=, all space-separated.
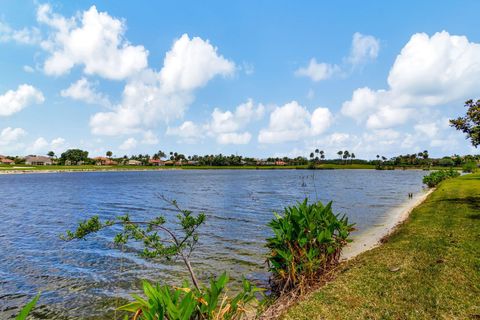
xmin=16 ymin=293 xmax=40 ymax=320
xmin=119 ymin=273 xmax=262 ymax=320
xmin=422 ymin=168 xmax=460 ymax=187
xmin=266 ymin=199 xmax=355 ymax=295
xmin=61 ymin=196 xmax=263 ymax=319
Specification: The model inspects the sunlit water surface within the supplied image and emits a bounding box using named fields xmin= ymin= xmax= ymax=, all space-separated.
xmin=0 ymin=169 xmax=427 ymax=318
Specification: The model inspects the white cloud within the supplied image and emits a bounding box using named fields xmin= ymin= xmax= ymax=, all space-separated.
xmin=414 ymin=122 xmax=439 ymax=138
xmin=0 ymin=84 xmax=45 ymax=116
xmin=50 ymin=137 xmax=66 ymax=151
xmin=26 ymin=137 xmax=67 ymax=154
xmin=348 ymin=32 xmax=380 ymax=65
xmin=159 ymin=34 xmax=235 ymax=93
xmin=119 ymin=137 xmax=137 ymax=150
xmin=0 ymin=127 xmax=27 ymax=146
xmin=217 ymin=132 xmax=251 ymax=144
xmin=258 ymin=101 xmax=333 ymax=143
xmin=90 ymin=34 xmax=235 ymax=135
xmin=295 ymin=58 xmax=339 ymax=82
xmin=166 ymin=121 xmax=202 ymax=143
xmin=141 ymin=130 xmax=159 ymax=145
xmin=342 ymin=31 xmax=480 ymax=129
xmin=207 ymin=99 xmax=264 ymax=134
xmin=61 ymin=78 xmax=110 ymax=107
xmin=30 ymin=137 xmax=49 ymax=153
xmin=37 ymin=4 xmax=148 ymax=79
xmin=0 ymin=21 xmax=40 ymax=44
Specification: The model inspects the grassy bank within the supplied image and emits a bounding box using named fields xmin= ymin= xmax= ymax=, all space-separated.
xmin=283 ymin=173 xmax=480 ymax=319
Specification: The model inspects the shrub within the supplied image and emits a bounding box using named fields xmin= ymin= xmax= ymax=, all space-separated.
xmin=120 ymin=273 xmax=262 ymax=320
xmin=463 ymin=161 xmax=478 ymax=173
xmin=422 ymin=168 xmax=460 ymax=187
xmin=266 ymin=199 xmax=355 ymax=295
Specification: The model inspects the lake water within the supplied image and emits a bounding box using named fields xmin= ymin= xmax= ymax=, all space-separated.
xmin=0 ymin=169 xmax=427 ymax=319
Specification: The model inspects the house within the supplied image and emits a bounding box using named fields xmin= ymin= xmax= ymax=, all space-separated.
xmin=0 ymin=157 xmax=14 ymax=165
xmin=148 ymin=159 xmax=165 ymax=166
xmin=275 ymin=161 xmax=287 ymax=166
xmin=127 ymin=159 xmax=142 ymax=166
xmin=164 ymin=160 xmax=174 ymax=166
xmin=187 ymin=160 xmax=199 ymax=165
xmin=94 ymin=157 xmax=117 ymax=165
xmin=25 ymin=155 xmax=53 ymax=166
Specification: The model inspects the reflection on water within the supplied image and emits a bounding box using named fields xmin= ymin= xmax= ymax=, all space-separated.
xmin=0 ymin=169 xmax=426 ymax=318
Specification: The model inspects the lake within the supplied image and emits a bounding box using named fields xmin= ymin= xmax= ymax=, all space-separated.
xmin=0 ymin=169 xmax=427 ymax=318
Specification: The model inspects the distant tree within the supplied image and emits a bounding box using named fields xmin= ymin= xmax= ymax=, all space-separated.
xmin=157 ymin=150 xmax=166 ymax=159
xmin=320 ymin=150 xmax=325 ymax=162
xmin=337 ymin=150 xmax=343 ymax=162
xmin=106 ymin=151 xmax=113 ymax=158
xmin=60 ymin=149 xmax=89 ymax=165
xmin=343 ymin=150 xmax=350 ymax=164
xmin=47 ymin=151 xmax=55 ymax=158
xmin=351 ymin=153 xmax=355 ymax=163
xmin=309 ymin=152 xmax=314 ymax=161
xmin=381 ymin=156 xmax=387 ymax=161
xmin=376 ymin=155 xmax=380 ymax=161
xmin=450 ymin=99 xmax=480 ymax=147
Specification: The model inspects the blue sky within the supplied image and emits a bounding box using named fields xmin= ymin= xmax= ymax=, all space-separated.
xmin=1 ymin=1 xmax=479 ymax=159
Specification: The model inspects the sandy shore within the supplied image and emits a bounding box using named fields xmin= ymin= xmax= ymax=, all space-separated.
xmin=341 ymin=188 xmax=434 ymax=261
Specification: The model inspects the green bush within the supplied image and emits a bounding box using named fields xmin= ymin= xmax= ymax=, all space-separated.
xmin=422 ymin=168 xmax=460 ymax=187
xmin=120 ymin=273 xmax=262 ymax=320
xmin=462 ymin=161 xmax=478 ymax=173
xmin=266 ymin=199 xmax=355 ymax=295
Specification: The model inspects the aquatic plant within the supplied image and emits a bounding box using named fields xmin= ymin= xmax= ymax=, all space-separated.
xmin=266 ymin=199 xmax=355 ymax=295
xmin=422 ymin=168 xmax=460 ymax=187
xmin=61 ymin=196 xmax=262 ymax=319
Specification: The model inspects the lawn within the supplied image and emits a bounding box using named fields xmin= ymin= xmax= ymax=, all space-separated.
xmin=283 ymin=173 xmax=480 ymax=319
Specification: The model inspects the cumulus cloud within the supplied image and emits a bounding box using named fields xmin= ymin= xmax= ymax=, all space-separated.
xmin=28 ymin=136 xmax=67 ymax=154
xmin=90 ymin=34 xmax=235 ymax=135
xmin=0 ymin=127 xmax=27 ymax=146
xmin=119 ymin=137 xmax=137 ymax=150
xmin=166 ymin=121 xmax=202 ymax=143
xmin=61 ymin=78 xmax=111 ymax=107
xmin=141 ymin=130 xmax=159 ymax=145
xmin=295 ymin=59 xmax=339 ymax=82
xmin=37 ymin=4 xmax=148 ymax=79
xmin=0 ymin=84 xmax=44 ymax=116
xmin=342 ymin=31 xmax=480 ymax=129
xmin=258 ymin=101 xmax=333 ymax=143
xmin=347 ymin=32 xmax=380 ymax=66
xmin=217 ymin=132 xmax=251 ymax=145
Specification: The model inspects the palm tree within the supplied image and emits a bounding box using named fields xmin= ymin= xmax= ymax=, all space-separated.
xmin=106 ymin=151 xmax=113 ymax=158
xmin=343 ymin=150 xmax=350 ymax=164
xmin=47 ymin=151 xmax=55 ymax=158
xmin=351 ymin=153 xmax=355 ymax=164
xmin=320 ymin=150 xmax=325 ymax=162
xmin=309 ymin=152 xmax=314 ymax=161
xmin=337 ymin=150 xmax=343 ymax=163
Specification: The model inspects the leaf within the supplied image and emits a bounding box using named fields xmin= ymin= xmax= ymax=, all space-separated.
xmin=16 ymin=293 xmax=40 ymax=320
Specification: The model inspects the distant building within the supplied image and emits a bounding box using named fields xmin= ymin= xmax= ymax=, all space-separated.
xmin=25 ymin=156 xmax=53 ymax=166
xmin=94 ymin=157 xmax=118 ymax=165
xmin=148 ymin=159 xmax=165 ymax=166
xmin=0 ymin=157 xmax=14 ymax=165
xmin=275 ymin=160 xmax=287 ymax=166
xmin=127 ymin=159 xmax=142 ymax=166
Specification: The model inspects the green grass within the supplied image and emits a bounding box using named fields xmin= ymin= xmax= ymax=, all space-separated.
xmin=283 ymin=173 xmax=480 ymax=320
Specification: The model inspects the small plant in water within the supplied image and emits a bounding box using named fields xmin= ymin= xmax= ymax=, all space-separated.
xmin=61 ymin=195 xmax=262 ymax=319
xmin=266 ymin=199 xmax=355 ymax=295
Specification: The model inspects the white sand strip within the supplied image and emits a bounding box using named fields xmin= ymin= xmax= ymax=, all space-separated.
xmin=341 ymin=188 xmax=434 ymax=261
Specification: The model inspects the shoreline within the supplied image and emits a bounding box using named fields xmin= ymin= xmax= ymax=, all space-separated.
xmin=341 ymin=187 xmax=434 ymax=261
